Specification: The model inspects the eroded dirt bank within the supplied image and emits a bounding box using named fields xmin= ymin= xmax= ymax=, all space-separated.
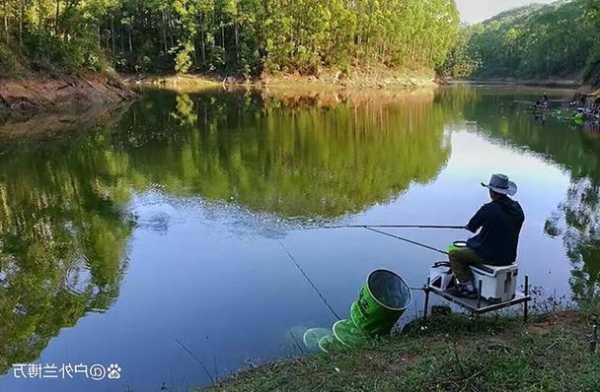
xmin=0 ymin=74 xmax=136 ymax=122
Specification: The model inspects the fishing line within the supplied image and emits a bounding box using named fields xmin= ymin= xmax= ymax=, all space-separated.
xmin=324 ymin=224 xmax=465 ymax=230
xmin=175 ymin=338 xmax=216 ymax=385
xmin=279 ymin=241 xmax=342 ymax=321
xmin=364 ymin=227 xmax=449 ymax=256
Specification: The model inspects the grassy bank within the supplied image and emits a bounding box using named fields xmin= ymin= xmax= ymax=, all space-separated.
xmin=206 ymin=310 xmax=600 ymax=391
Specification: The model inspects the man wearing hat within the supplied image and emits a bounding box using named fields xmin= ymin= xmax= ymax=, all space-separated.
xmin=448 ymin=174 xmax=525 ymax=299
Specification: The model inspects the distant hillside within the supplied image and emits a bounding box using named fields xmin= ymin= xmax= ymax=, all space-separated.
xmin=466 ymin=0 xmax=600 ymax=85
xmin=482 ymin=3 xmax=547 ymax=24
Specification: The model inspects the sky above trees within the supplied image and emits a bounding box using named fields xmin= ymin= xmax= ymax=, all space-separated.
xmin=456 ymin=0 xmax=555 ymax=23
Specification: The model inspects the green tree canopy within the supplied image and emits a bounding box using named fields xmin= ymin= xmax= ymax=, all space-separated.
xmin=465 ymin=0 xmax=599 ymax=82
xmin=0 ymin=0 xmax=459 ymax=76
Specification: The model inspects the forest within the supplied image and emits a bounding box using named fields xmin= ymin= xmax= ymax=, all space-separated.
xmin=454 ymin=0 xmax=600 ymax=82
xmin=0 ymin=0 xmax=459 ymax=77
xmin=2 ymin=0 xmax=599 ymax=84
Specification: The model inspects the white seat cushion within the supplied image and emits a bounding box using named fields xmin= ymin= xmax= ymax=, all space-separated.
xmin=471 ymin=263 xmax=518 ymax=277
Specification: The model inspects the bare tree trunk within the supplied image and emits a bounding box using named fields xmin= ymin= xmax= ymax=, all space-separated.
xmin=168 ymin=13 xmax=175 ymax=48
xmin=221 ymin=24 xmax=225 ymax=63
xmin=55 ymin=0 xmax=60 ymax=35
xmin=18 ymin=0 xmax=23 ymax=47
xmin=110 ymin=14 xmax=116 ymax=55
xmin=235 ymin=21 xmax=239 ymax=64
xmin=120 ymin=24 xmax=124 ymax=53
xmin=161 ymin=10 xmax=168 ymax=53
xmin=199 ymin=13 xmax=205 ymax=63
xmin=128 ymin=26 xmax=133 ymax=54
xmin=3 ymin=0 xmax=9 ymax=44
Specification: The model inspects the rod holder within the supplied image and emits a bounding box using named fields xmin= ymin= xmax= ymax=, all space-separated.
xmin=423 ymin=277 xmax=431 ymax=321
xmin=524 ymin=275 xmax=529 ymax=323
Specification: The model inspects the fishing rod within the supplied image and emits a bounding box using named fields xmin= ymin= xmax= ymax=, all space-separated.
xmin=364 ymin=227 xmax=449 ymax=256
xmin=279 ymin=241 xmax=343 ymax=321
xmin=323 ymin=224 xmax=465 ymax=230
xmin=175 ymin=338 xmax=216 ymax=385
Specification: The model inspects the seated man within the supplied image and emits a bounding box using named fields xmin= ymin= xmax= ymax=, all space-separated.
xmin=449 ymin=174 xmax=525 ymax=298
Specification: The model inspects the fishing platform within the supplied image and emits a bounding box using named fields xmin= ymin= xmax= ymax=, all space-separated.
xmin=422 ymin=267 xmax=531 ymax=321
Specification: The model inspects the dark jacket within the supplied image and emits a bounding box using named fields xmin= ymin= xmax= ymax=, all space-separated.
xmin=466 ymin=196 xmax=525 ymax=265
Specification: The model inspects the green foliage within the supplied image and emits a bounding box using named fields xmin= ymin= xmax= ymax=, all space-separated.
xmin=0 ymin=134 xmax=132 ymax=373
xmin=466 ymin=0 xmax=599 ymax=80
xmin=0 ymin=0 xmax=459 ymax=77
xmin=25 ymin=34 xmax=104 ymax=73
xmin=438 ymin=26 xmax=480 ymax=79
xmin=174 ymin=42 xmax=194 ymax=74
xmin=0 ymin=43 xmax=17 ymax=74
xmin=114 ymin=90 xmax=453 ymax=218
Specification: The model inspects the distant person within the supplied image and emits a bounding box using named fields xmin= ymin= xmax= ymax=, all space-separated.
xmin=542 ymin=94 xmax=550 ymax=109
xmin=448 ymin=174 xmax=525 ymax=299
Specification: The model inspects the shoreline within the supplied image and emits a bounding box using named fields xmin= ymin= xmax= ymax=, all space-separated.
xmin=125 ymin=68 xmax=438 ymax=93
xmin=1 ymin=72 xmax=592 ymax=140
xmin=0 ymin=73 xmax=136 ymax=123
xmin=461 ymin=78 xmax=582 ymax=89
xmin=455 ymin=79 xmax=600 ymax=94
xmin=204 ymin=309 xmax=599 ymax=391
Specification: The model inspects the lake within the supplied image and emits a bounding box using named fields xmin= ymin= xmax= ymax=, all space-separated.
xmin=0 ymin=85 xmax=598 ymax=391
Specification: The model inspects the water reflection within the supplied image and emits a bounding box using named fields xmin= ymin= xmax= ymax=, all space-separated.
xmin=0 ymin=88 xmax=456 ymax=376
xmin=2 ymin=86 xmax=600 ymax=387
xmin=0 ymin=140 xmax=133 ymax=374
xmin=115 ymin=89 xmax=454 ymax=218
xmin=545 ymin=178 xmax=600 ymax=309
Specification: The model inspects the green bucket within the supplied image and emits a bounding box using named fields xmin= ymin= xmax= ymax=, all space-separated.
xmin=448 ymin=240 xmax=467 ymax=253
xmin=350 ymin=269 xmax=412 ymax=336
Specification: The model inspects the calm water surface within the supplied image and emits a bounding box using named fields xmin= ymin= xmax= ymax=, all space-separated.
xmin=0 ymin=86 xmax=599 ymax=391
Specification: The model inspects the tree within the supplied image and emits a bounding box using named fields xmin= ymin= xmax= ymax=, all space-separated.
xmin=0 ymin=0 xmax=461 ymax=77
xmin=467 ymin=0 xmax=598 ymax=80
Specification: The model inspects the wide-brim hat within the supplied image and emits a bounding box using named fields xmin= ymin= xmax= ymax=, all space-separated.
xmin=481 ymin=174 xmax=517 ymax=196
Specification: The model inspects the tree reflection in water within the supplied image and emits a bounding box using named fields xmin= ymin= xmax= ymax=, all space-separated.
xmin=0 ymin=139 xmax=133 ymax=374
xmin=0 ymin=88 xmax=455 ymax=374
xmin=546 ymin=178 xmax=600 ymax=309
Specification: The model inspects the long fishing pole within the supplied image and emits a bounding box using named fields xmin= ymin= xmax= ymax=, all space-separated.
xmin=279 ymin=241 xmax=342 ymax=321
xmin=364 ymin=227 xmax=449 ymax=255
xmin=175 ymin=338 xmax=216 ymax=385
xmin=324 ymin=224 xmax=465 ymax=230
